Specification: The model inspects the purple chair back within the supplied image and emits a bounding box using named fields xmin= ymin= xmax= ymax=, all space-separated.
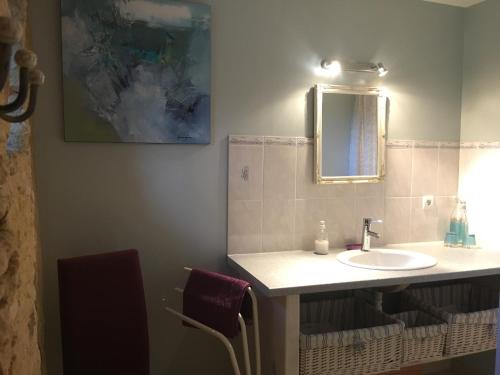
xmin=58 ymin=249 xmax=149 ymax=375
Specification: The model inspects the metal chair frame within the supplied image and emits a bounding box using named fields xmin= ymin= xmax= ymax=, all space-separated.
xmin=163 ymin=267 xmax=261 ymax=375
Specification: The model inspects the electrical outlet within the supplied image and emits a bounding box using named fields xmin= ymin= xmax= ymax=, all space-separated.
xmin=422 ymin=195 xmax=434 ymax=209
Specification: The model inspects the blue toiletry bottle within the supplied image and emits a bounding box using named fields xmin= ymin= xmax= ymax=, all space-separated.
xmin=450 ymin=199 xmax=468 ymax=246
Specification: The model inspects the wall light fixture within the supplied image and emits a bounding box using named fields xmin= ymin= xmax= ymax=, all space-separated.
xmin=321 ymin=59 xmax=389 ymax=77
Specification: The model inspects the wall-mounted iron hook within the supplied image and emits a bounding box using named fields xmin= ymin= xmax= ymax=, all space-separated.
xmin=0 ymin=16 xmax=22 ymax=90
xmin=0 ymin=49 xmax=37 ymax=114
xmin=0 ymin=69 xmax=45 ymax=123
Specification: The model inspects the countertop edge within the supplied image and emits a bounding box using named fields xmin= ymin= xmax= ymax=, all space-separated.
xmin=228 ymin=251 xmax=500 ymax=297
xmin=227 ymin=256 xmax=274 ymax=296
xmin=260 ymin=268 xmax=500 ymax=297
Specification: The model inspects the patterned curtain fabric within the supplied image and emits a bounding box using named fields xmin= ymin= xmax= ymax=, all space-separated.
xmin=348 ymin=96 xmax=378 ymax=176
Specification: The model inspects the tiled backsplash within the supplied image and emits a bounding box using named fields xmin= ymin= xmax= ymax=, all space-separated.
xmin=227 ymin=136 xmax=459 ymax=254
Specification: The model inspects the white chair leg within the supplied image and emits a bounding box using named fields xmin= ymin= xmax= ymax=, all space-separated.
xmin=164 ymin=305 xmax=242 ymax=375
xmin=238 ymin=313 xmax=252 ymax=375
xmin=248 ymin=288 xmax=261 ymax=375
xmin=174 ymin=268 xmax=261 ymax=375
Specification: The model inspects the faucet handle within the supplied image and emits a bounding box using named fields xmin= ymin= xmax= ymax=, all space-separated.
xmin=363 ymin=218 xmax=383 ymax=226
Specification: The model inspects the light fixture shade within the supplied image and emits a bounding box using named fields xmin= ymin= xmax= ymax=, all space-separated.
xmin=320 ymin=59 xmax=342 ymax=76
xmin=377 ymin=63 xmax=389 ymax=77
xmin=320 ymin=59 xmax=388 ymax=77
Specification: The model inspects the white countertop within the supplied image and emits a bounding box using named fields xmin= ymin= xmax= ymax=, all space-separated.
xmin=228 ymin=242 xmax=500 ymax=297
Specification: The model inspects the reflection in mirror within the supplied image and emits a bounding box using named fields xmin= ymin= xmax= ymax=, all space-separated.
xmin=315 ymin=85 xmax=387 ymax=184
xmin=322 ymin=94 xmax=378 ymax=176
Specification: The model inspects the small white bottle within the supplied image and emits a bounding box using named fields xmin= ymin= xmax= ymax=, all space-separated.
xmin=314 ymin=220 xmax=329 ymax=255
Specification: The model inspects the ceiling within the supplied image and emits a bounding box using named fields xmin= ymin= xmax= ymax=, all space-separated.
xmin=423 ymin=0 xmax=486 ymax=7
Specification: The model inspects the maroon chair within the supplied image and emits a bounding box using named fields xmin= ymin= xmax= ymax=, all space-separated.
xmin=58 ymin=249 xmax=149 ymax=375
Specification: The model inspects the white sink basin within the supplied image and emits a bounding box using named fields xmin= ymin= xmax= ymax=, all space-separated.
xmin=336 ymin=248 xmax=437 ymax=271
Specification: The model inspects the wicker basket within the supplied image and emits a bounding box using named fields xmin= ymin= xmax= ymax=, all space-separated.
xmin=300 ymin=297 xmax=403 ymax=375
xmin=405 ymin=283 xmax=498 ymax=356
xmin=390 ymin=310 xmax=447 ymax=366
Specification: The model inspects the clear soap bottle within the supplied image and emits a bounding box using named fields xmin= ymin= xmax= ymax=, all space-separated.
xmin=460 ymin=201 xmax=469 ymax=245
xmin=450 ymin=199 xmax=468 ymax=246
xmin=314 ymin=220 xmax=329 ymax=255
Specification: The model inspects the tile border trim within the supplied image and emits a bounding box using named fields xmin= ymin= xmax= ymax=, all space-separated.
xmin=229 ymin=135 xmax=264 ymax=145
xmin=477 ymin=141 xmax=500 ymax=149
xmin=386 ymin=140 xmax=414 ymax=149
xmin=413 ymin=140 xmax=440 ymax=149
xmin=264 ymin=136 xmax=297 ymax=146
xmin=229 ymin=135 xmax=310 ymax=146
xmin=230 ymin=135 xmax=500 ymax=149
xmin=460 ymin=141 xmax=500 ymax=149
xmin=297 ymin=137 xmax=313 ymax=145
xmin=439 ymin=141 xmax=461 ymax=149
xmin=387 ymin=140 xmax=461 ymax=149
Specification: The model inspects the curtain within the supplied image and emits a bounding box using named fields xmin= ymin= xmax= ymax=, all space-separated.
xmin=348 ymin=96 xmax=378 ymax=176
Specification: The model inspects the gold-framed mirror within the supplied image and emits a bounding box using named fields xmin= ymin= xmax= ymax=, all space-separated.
xmin=314 ymin=84 xmax=388 ymax=184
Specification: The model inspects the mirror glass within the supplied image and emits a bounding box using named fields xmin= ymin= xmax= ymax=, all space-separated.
xmin=315 ymin=85 xmax=387 ymax=184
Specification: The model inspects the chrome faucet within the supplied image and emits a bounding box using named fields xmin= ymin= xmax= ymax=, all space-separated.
xmin=361 ymin=218 xmax=382 ymax=252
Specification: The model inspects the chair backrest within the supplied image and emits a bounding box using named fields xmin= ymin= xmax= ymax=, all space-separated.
xmin=58 ymin=249 xmax=149 ymax=375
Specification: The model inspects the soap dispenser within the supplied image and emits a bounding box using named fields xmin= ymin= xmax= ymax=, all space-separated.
xmin=314 ymin=220 xmax=329 ymax=255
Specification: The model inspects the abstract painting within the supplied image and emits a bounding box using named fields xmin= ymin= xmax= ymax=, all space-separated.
xmin=61 ymin=0 xmax=211 ymax=144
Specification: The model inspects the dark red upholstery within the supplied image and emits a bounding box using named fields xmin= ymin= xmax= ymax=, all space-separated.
xmin=183 ymin=269 xmax=252 ymax=338
xmin=58 ymin=249 xmax=149 ymax=375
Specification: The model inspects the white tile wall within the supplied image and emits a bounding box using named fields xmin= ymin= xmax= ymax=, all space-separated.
xmin=412 ymin=147 xmax=439 ymax=196
xmin=384 ymin=146 xmax=412 ymax=197
xmin=228 ymin=138 xmax=264 ymax=201
xmin=262 ymin=199 xmax=294 ymax=251
xmin=263 ymin=137 xmax=296 ymax=200
xmin=228 ymin=136 xmax=459 ymax=254
xmin=384 ymin=198 xmax=411 ymax=244
xmin=228 ymin=199 xmax=262 ymax=254
xmin=326 ymin=198 xmax=358 ymax=248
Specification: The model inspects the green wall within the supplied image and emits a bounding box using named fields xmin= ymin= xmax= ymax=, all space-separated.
xmin=461 ymin=0 xmax=500 ymax=142
xmin=29 ymin=1 xmax=466 ymax=374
